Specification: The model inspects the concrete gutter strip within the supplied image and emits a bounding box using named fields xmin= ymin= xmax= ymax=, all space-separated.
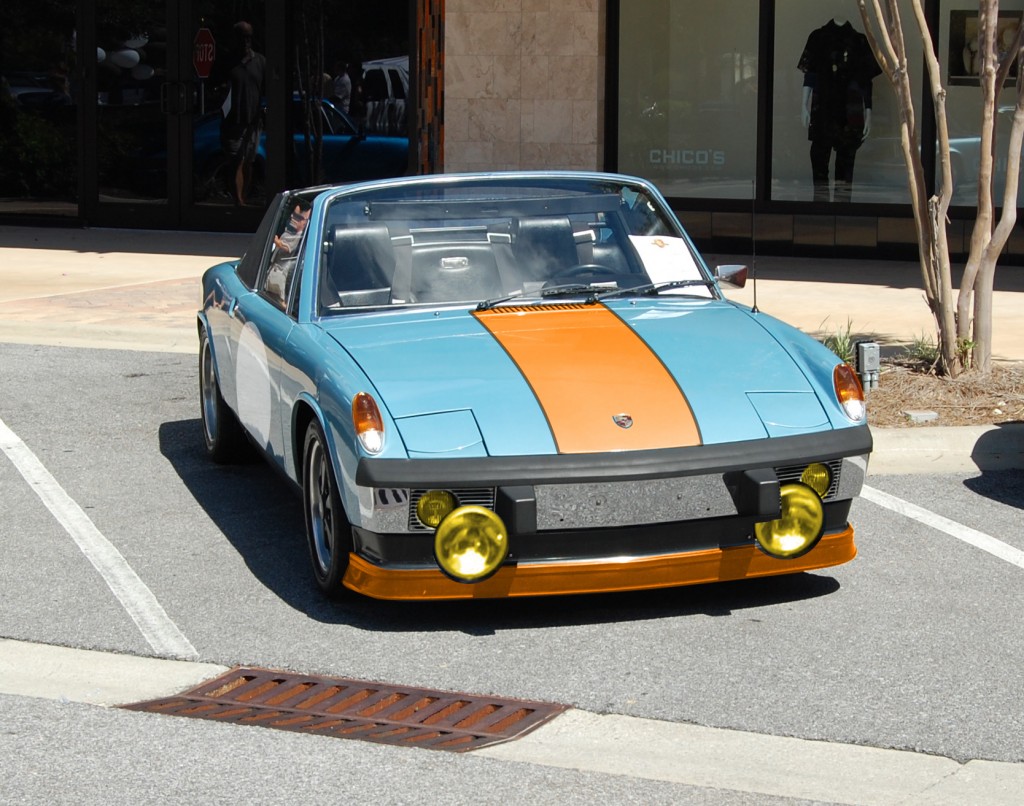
xmin=478 ymin=710 xmax=1024 ymax=806
xmin=2 ymin=639 xmax=1022 ymax=804
xmin=0 ymin=638 xmax=228 ymax=708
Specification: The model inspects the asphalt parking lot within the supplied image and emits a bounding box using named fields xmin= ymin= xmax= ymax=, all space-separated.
xmin=1 ymin=226 xmax=1023 ymax=804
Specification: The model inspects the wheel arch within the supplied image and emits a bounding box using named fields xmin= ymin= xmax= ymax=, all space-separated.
xmin=291 ymin=396 xmax=320 ymax=482
xmin=197 ymin=313 xmax=222 ymax=386
xmin=292 ymin=393 xmax=361 ymax=533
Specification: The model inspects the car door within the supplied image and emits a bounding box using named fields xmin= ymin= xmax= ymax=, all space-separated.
xmin=230 ymin=273 xmax=293 ymax=465
xmin=204 ymin=195 xmax=283 ymax=415
xmin=233 ymin=195 xmax=317 ymax=463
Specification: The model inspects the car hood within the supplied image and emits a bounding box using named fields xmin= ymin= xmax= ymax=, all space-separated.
xmin=323 ymin=299 xmax=836 ymax=458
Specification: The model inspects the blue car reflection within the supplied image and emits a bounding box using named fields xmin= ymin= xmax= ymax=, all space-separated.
xmin=188 ymin=97 xmax=408 ymax=201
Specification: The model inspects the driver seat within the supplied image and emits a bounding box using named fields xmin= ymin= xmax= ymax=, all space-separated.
xmin=512 ymin=216 xmax=578 ymax=282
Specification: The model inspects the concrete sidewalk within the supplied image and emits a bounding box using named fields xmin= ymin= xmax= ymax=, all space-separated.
xmin=1 ymin=224 xmax=1022 ymax=472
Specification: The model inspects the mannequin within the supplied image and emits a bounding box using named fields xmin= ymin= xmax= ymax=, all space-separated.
xmin=797 ymin=17 xmax=881 ymax=202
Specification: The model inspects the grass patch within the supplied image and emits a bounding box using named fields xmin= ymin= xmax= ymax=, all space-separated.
xmin=818 ymin=317 xmax=857 ymax=365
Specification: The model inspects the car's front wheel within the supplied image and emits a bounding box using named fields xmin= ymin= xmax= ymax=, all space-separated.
xmin=199 ymin=326 xmax=247 ymax=463
xmin=302 ymin=420 xmax=353 ymax=598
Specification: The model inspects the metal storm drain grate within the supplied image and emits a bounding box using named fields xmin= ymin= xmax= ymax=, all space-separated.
xmin=123 ymin=667 xmax=568 ymax=752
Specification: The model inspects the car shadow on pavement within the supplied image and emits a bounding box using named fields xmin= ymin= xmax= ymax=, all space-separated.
xmin=350 ymin=574 xmax=842 ymax=636
xmin=158 ymin=419 xmax=321 ymax=608
xmin=160 ymin=418 xmax=843 ymax=632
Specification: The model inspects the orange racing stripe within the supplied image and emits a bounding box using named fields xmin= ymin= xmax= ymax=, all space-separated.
xmin=473 ymin=304 xmax=700 ymax=453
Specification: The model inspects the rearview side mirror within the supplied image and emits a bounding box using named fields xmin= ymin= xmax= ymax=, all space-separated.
xmin=714 ymin=264 xmax=748 ymax=289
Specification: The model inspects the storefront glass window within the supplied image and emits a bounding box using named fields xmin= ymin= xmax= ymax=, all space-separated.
xmin=772 ymin=1 xmax=921 ymax=204
xmin=286 ymin=2 xmax=410 ymax=188
xmin=618 ymin=0 xmax=759 ymax=199
xmin=939 ymin=0 xmax=1024 ymax=205
xmin=0 ymin=2 xmax=78 ymax=217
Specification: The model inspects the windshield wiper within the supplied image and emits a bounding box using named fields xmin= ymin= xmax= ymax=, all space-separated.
xmin=541 ymin=283 xmax=604 ymax=298
xmin=591 ymin=279 xmax=714 ymax=302
xmin=477 ymin=283 xmax=599 ymax=309
xmin=476 ymin=290 xmax=524 ymax=311
xmin=476 ymin=281 xmax=640 ymax=311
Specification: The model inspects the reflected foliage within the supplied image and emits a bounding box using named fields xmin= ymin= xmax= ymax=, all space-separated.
xmin=0 ymin=1 xmax=77 ymax=203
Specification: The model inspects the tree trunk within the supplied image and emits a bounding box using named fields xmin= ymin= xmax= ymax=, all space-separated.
xmin=858 ymin=0 xmax=962 ymax=375
xmin=961 ymin=1 xmax=1024 ymax=373
xmin=861 ymin=0 xmax=1024 ymax=377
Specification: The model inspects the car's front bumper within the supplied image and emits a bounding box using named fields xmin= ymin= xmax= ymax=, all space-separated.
xmin=343 ymin=526 xmax=856 ymax=600
xmin=343 ymin=427 xmax=870 ymax=600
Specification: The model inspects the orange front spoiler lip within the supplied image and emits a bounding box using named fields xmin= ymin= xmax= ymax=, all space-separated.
xmin=343 ymin=527 xmax=856 ymax=601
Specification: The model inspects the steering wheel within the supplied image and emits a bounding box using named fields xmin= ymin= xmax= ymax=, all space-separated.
xmin=544 ymin=264 xmax=618 ymax=287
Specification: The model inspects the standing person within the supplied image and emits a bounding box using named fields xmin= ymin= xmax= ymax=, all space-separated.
xmin=797 ymin=17 xmax=881 ymax=203
xmin=221 ymin=21 xmax=267 ymax=206
xmin=330 ymin=60 xmax=352 ymax=113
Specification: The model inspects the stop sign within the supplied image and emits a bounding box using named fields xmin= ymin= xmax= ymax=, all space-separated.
xmin=193 ymin=28 xmax=216 ymax=79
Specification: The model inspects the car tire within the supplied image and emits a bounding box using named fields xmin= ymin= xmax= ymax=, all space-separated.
xmin=199 ymin=326 xmax=248 ymax=463
xmin=302 ymin=420 xmax=353 ymax=598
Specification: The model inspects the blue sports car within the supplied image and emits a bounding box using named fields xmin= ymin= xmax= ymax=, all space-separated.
xmin=198 ymin=172 xmax=871 ymax=600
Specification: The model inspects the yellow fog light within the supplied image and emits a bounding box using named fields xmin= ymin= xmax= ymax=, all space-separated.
xmin=800 ymin=463 xmax=832 ymax=498
xmin=434 ymin=505 xmax=509 ymax=583
xmin=416 ymin=490 xmax=457 ymax=529
xmin=754 ymin=483 xmax=824 ymax=559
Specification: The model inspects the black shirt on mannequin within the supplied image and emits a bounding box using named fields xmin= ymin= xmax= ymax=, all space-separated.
xmin=798 ymin=19 xmax=882 ymax=202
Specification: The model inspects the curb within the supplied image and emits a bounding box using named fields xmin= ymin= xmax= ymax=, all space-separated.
xmin=870 ymin=423 xmax=1024 ymax=475
xmin=3 ymin=638 xmax=1022 ymax=805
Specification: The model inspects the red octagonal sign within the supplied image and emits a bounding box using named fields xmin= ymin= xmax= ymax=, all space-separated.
xmin=193 ymin=28 xmax=216 ymax=79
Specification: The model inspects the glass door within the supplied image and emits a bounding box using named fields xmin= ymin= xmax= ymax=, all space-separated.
xmin=89 ymin=0 xmax=171 ymax=224
xmin=80 ymin=0 xmax=412 ymax=231
xmin=182 ymin=1 xmax=274 ymax=229
xmin=84 ymin=0 xmax=274 ymax=230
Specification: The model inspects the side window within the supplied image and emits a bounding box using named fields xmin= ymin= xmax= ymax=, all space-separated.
xmin=237 ymin=195 xmax=287 ymax=288
xmin=322 ymin=103 xmax=342 ymax=135
xmin=388 ymin=69 xmax=406 ymax=100
xmin=287 ymin=261 xmax=304 ymax=318
xmin=261 ymin=202 xmax=311 ymax=312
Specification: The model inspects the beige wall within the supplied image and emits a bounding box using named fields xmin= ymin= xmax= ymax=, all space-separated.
xmin=444 ymin=0 xmax=606 ymax=173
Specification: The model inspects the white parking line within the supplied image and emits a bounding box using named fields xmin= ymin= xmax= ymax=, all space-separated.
xmin=0 ymin=417 xmax=198 ymax=660
xmin=861 ymin=484 xmax=1024 ymax=569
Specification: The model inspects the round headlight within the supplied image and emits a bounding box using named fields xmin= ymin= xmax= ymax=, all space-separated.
xmin=800 ymin=462 xmax=832 ymax=498
xmin=434 ymin=506 xmax=509 ymax=583
xmin=754 ymin=482 xmax=825 ymax=559
xmin=416 ymin=490 xmax=458 ymax=529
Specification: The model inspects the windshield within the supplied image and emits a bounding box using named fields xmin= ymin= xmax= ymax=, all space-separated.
xmin=315 ymin=175 xmax=713 ymax=314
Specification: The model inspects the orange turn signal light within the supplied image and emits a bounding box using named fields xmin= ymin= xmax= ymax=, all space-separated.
xmin=352 ymin=392 xmax=385 ymax=454
xmin=833 ymin=363 xmax=866 ymax=422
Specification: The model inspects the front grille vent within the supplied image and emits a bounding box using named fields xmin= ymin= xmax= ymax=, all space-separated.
xmin=775 ymin=459 xmax=842 ymax=499
xmin=408 ymin=487 xmax=497 ymax=531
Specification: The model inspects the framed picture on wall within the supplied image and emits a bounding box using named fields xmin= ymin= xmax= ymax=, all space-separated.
xmin=948 ymin=10 xmax=1022 ymax=86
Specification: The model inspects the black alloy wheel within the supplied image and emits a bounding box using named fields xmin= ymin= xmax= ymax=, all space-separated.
xmin=302 ymin=420 xmax=353 ymax=597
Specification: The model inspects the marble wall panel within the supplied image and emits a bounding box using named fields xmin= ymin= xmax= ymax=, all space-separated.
xmin=444 ymin=1 xmax=605 ymax=173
